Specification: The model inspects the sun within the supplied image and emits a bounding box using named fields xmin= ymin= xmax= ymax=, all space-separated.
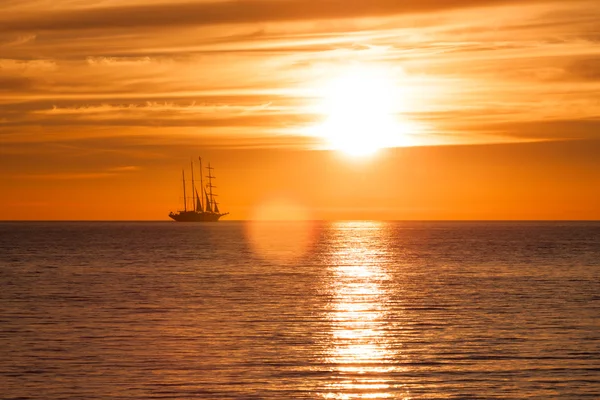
xmin=316 ymin=64 xmax=410 ymax=156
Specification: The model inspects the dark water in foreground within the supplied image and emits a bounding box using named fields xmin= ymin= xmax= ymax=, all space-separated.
xmin=1 ymin=221 xmax=599 ymax=399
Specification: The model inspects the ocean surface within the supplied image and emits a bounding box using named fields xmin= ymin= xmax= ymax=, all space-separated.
xmin=1 ymin=221 xmax=599 ymax=399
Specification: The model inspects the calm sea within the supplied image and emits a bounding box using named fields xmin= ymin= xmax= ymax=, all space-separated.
xmin=1 ymin=221 xmax=599 ymax=399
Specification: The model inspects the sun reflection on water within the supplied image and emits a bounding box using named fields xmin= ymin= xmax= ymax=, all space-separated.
xmin=322 ymin=221 xmax=405 ymax=399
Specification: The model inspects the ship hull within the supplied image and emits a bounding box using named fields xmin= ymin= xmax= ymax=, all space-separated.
xmin=169 ymin=211 xmax=227 ymax=222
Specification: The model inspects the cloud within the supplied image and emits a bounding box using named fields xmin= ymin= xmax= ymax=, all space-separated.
xmin=0 ymin=101 xmax=299 ymax=129
xmin=0 ymin=59 xmax=57 ymax=71
xmin=0 ymin=0 xmax=598 ymax=151
xmin=483 ymin=119 xmax=600 ymax=141
xmin=1 ymin=33 xmax=36 ymax=46
xmin=86 ymin=56 xmax=153 ymax=66
xmin=38 ymin=102 xmax=274 ymax=115
xmin=17 ymin=165 xmax=141 ymax=180
xmin=107 ymin=165 xmax=141 ymax=172
xmin=19 ymin=172 xmax=119 ymax=180
xmin=0 ymin=76 xmax=33 ymax=91
xmin=0 ymin=0 xmax=577 ymax=32
xmin=567 ymin=57 xmax=600 ymax=81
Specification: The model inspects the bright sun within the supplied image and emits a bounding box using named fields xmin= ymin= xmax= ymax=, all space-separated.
xmin=317 ymin=64 xmax=412 ymax=156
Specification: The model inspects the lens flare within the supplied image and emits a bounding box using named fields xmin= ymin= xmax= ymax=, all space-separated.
xmin=245 ymin=198 xmax=316 ymax=263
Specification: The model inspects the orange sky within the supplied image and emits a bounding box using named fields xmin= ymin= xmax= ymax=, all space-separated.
xmin=1 ymin=0 xmax=599 ymax=220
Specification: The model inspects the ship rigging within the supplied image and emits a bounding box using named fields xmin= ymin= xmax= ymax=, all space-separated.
xmin=169 ymin=157 xmax=229 ymax=222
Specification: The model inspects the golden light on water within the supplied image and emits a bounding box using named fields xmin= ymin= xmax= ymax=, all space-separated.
xmin=323 ymin=221 xmax=404 ymax=399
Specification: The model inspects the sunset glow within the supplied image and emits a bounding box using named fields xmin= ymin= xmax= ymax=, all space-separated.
xmin=317 ymin=65 xmax=412 ymax=156
xmin=0 ymin=0 xmax=599 ymax=220
xmin=2 ymin=2 xmax=600 ymax=398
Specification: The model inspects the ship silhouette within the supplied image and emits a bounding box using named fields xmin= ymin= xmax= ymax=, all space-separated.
xmin=169 ymin=157 xmax=229 ymax=222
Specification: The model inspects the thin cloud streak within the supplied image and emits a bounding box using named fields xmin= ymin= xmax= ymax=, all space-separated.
xmin=0 ymin=0 xmax=569 ymax=32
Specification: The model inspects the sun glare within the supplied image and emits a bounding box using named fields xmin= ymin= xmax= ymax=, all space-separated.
xmin=317 ymin=64 xmax=412 ymax=157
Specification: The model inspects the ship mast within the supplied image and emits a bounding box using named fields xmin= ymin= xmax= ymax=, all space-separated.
xmin=190 ymin=159 xmax=195 ymax=212
xmin=199 ymin=157 xmax=204 ymax=212
xmin=207 ymin=163 xmax=215 ymax=213
xmin=182 ymin=169 xmax=187 ymax=212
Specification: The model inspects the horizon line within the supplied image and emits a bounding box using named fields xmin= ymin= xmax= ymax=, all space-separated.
xmin=1 ymin=219 xmax=599 ymax=223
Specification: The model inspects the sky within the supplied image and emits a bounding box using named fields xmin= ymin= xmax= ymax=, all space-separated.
xmin=1 ymin=0 xmax=599 ymax=220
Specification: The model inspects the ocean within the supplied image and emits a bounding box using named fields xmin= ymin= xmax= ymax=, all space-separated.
xmin=1 ymin=221 xmax=599 ymax=399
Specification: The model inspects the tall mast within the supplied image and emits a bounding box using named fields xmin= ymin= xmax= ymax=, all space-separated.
xmin=207 ymin=163 xmax=215 ymax=212
xmin=190 ymin=159 xmax=195 ymax=212
xmin=199 ymin=157 xmax=204 ymax=212
xmin=182 ymin=169 xmax=187 ymax=212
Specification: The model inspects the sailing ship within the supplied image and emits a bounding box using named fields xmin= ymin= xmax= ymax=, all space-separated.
xmin=169 ymin=157 xmax=229 ymax=222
